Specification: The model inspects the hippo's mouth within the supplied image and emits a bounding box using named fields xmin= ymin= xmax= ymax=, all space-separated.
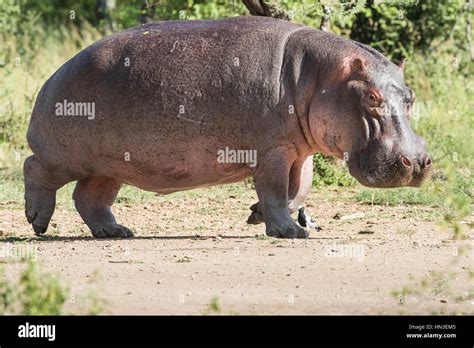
xmin=347 ymin=151 xmax=415 ymax=188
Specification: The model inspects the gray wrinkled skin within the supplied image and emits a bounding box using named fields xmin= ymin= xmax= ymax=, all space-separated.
xmin=24 ymin=16 xmax=431 ymax=239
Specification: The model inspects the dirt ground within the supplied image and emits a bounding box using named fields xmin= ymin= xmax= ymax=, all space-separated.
xmin=0 ymin=185 xmax=472 ymax=315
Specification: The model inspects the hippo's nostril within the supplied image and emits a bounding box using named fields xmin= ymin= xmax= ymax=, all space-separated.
xmin=417 ymin=155 xmax=432 ymax=170
xmin=424 ymin=156 xmax=432 ymax=168
xmin=400 ymin=155 xmax=412 ymax=168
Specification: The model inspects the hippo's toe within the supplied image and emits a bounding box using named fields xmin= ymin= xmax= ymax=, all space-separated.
xmin=266 ymin=223 xmax=309 ymax=239
xmin=247 ymin=211 xmax=264 ymax=225
xmin=33 ymin=224 xmax=48 ymax=235
xmin=91 ymin=224 xmax=134 ymax=238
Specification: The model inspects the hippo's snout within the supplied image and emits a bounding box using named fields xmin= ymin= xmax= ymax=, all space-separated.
xmin=347 ymin=132 xmax=432 ymax=189
xmin=400 ymin=133 xmax=432 ymax=187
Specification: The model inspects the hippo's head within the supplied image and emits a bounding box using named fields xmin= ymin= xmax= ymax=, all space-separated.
xmin=315 ymin=51 xmax=432 ymax=188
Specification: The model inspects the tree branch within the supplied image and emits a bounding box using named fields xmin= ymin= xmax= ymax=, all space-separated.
xmin=242 ymin=0 xmax=291 ymax=21
xmin=320 ymin=5 xmax=332 ymax=32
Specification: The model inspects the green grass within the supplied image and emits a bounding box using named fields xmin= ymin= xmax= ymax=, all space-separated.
xmin=0 ymin=260 xmax=66 ymax=315
xmin=356 ymin=187 xmax=437 ymax=206
xmin=0 ymin=259 xmax=106 ymax=315
xmin=115 ymin=185 xmax=156 ymax=204
xmin=202 ymin=296 xmax=222 ymax=315
xmin=390 ymin=286 xmax=414 ymax=305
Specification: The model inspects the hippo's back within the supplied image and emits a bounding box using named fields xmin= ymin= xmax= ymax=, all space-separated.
xmin=28 ymin=17 xmax=306 ymax=169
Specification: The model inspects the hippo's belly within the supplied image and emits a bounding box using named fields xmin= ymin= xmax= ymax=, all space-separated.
xmin=90 ymin=133 xmax=254 ymax=193
xmin=128 ymin=165 xmax=252 ymax=194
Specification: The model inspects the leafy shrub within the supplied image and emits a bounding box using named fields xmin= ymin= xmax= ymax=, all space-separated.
xmin=0 ymin=260 xmax=66 ymax=315
xmin=312 ymin=154 xmax=356 ymax=187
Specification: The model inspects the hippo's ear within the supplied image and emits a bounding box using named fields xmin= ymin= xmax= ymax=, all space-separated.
xmin=351 ymin=58 xmax=366 ymax=76
xmin=342 ymin=56 xmax=367 ymax=80
xmin=398 ymin=58 xmax=406 ymax=71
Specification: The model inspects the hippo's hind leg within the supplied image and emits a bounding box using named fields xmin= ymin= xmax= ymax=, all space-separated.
xmin=24 ymin=155 xmax=69 ymax=235
xmin=247 ymin=155 xmax=313 ymax=224
xmin=287 ymin=155 xmax=313 ymax=214
xmin=73 ymin=177 xmax=133 ymax=238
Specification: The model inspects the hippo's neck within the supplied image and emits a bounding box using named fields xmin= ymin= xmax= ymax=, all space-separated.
xmin=279 ymin=29 xmax=342 ymax=154
xmin=279 ymin=29 xmax=387 ymax=156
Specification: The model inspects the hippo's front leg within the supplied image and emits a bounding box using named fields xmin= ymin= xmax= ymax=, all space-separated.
xmin=253 ymin=147 xmax=308 ymax=239
xmin=247 ymin=155 xmax=313 ymax=225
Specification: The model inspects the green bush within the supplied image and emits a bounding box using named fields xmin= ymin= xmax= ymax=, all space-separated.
xmin=0 ymin=259 xmax=107 ymax=315
xmin=0 ymin=260 xmax=66 ymax=315
xmin=350 ymin=0 xmax=470 ymax=64
xmin=312 ymin=154 xmax=356 ymax=187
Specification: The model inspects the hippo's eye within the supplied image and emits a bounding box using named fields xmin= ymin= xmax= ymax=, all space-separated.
xmin=366 ymin=89 xmax=383 ymax=107
xmin=365 ymin=89 xmax=384 ymax=117
xmin=368 ymin=94 xmax=377 ymax=103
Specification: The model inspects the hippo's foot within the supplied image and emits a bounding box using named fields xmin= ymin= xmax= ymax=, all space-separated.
xmin=32 ymin=224 xmax=48 ymax=235
xmin=73 ymin=177 xmax=131 ymax=239
xmin=24 ymin=156 xmax=64 ymax=236
xmin=266 ymin=222 xmax=309 ymax=239
xmin=91 ymin=223 xmax=134 ymax=238
xmin=247 ymin=211 xmax=264 ymax=224
xmin=246 ymin=202 xmax=264 ymax=224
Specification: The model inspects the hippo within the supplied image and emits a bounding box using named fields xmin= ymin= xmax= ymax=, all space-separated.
xmin=24 ymin=16 xmax=431 ymax=239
